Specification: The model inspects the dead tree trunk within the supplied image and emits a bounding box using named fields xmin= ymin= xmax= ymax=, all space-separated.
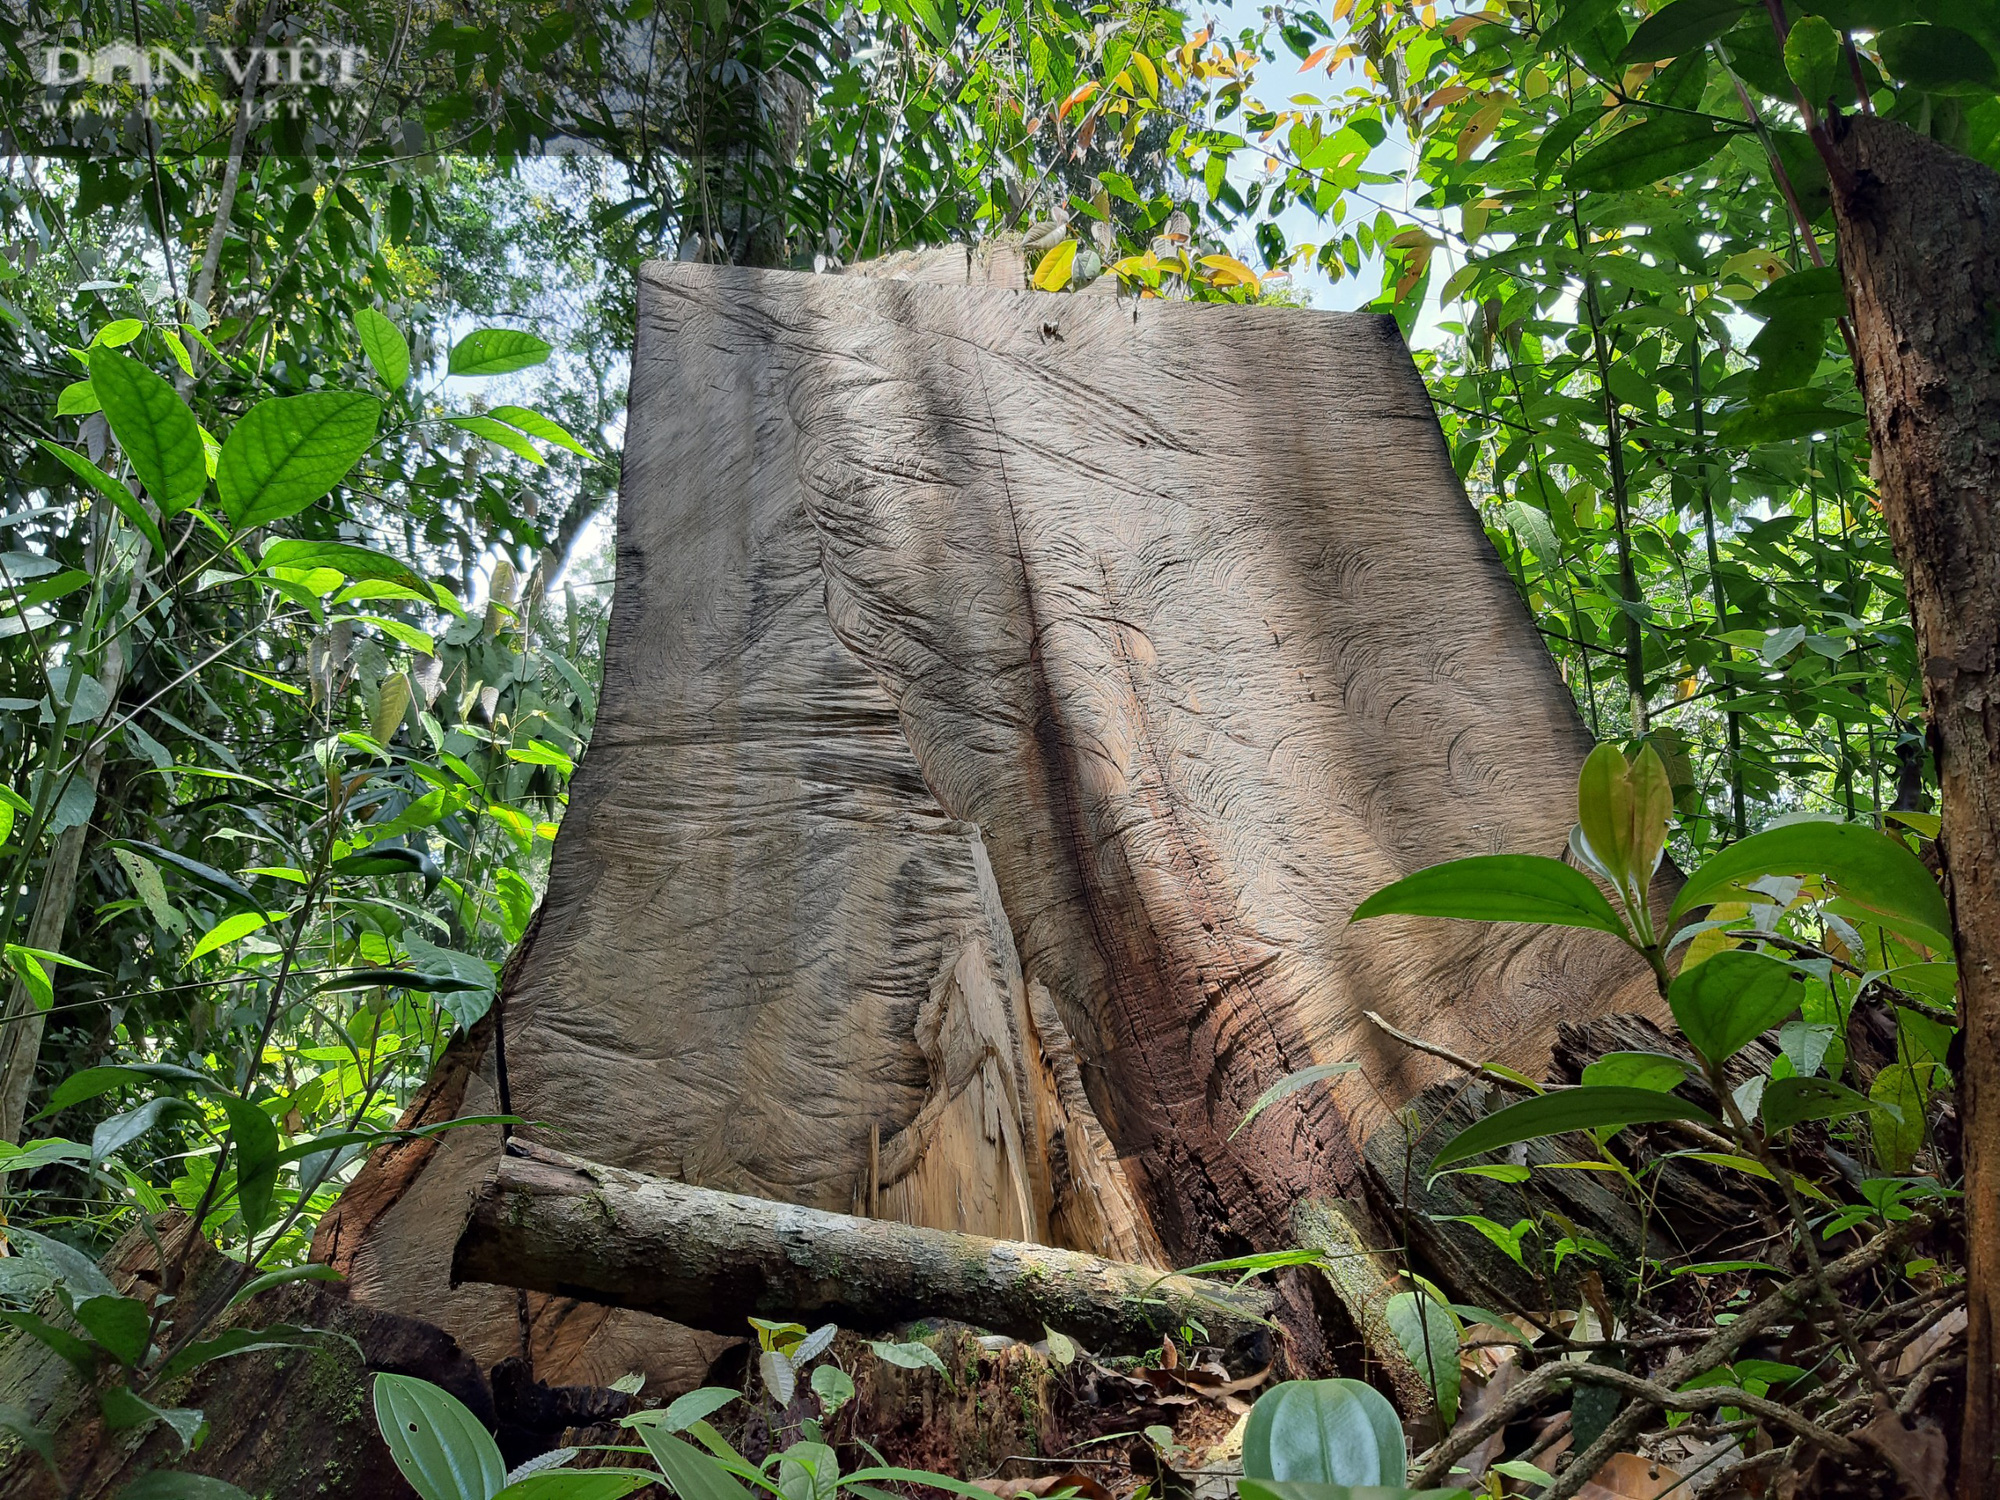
xmin=452 ymin=1143 xmax=1274 ymax=1360
xmin=1829 ymin=114 xmax=2000 ymax=1500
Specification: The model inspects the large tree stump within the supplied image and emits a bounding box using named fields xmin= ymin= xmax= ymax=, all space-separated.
xmin=318 ymin=254 xmax=1664 ymax=1386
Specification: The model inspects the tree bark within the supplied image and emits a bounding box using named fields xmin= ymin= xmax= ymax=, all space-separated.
xmin=1828 ymin=113 xmax=2000 ymax=1500
xmin=451 ymin=1142 xmax=1275 ymax=1361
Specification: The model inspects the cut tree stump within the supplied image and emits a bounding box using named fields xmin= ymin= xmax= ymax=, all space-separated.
xmin=452 ymin=1142 xmax=1274 ymax=1361
xmin=321 ymin=253 xmax=1668 ymax=1385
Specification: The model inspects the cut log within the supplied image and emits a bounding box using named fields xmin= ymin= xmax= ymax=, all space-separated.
xmin=325 ymin=255 xmax=1668 ymax=1383
xmin=451 ymin=1143 xmax=1274 ymax=1362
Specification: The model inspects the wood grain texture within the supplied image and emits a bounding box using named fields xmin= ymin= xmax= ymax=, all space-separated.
xmin=336 ymin=261 xmax=1662 ymax=1382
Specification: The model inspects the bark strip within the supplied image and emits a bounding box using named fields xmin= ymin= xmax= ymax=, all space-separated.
xmin=450 ymin=1142 xmax=1274 ymax=1359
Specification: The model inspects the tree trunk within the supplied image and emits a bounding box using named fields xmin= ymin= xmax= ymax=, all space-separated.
xmin=1828 ymin=113 xmax=2000 ymax=1500
xmin=452 ymin=1141 xmax=1275 ymax=1361
xmin=323 ymin=251 xmax=1665 ymax=1388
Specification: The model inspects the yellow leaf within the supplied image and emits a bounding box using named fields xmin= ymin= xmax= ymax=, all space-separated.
xmin=1198 ymin=254 xmax=1261 ymax=289
xmin=1032 ymin=240 xmax=1078 ymax=292
xmin=1130 ymin=50 xmax=1159 ymax=98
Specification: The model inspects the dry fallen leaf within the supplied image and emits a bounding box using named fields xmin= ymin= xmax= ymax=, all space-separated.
xmin=1574 ymin=1451 xmax=1684 ymax=1500
xmin=1857 ymin=1405 xmax=1948 ymax=1500
xmin=1893 ymin=1306 xmax=1966 ymax=1378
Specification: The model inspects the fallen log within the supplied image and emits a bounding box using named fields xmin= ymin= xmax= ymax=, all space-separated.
xmin=451 ymin=1144 xmax=1274 ymax=1361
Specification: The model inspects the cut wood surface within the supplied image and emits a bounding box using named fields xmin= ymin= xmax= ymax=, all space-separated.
xmin=327 ymin=256 xmax=1665 ymax=1384
xmin=451 ymin=1143 xmax=1275 ymax=1358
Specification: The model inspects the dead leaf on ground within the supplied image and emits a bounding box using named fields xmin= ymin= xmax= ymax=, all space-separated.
xmin=1450 ymin=1352 xmax=1521 ymax=1481
xmin=971 ymin=1470 xmax=1116 ymax=1500
xmin=1857 ymin=1405 xmax=1948 ymax=1500
xmin=1574 ymin=1451 xmax=1684 ymax=1500
xmin=1892 ymin=1306 xmax=1966 ymax=1378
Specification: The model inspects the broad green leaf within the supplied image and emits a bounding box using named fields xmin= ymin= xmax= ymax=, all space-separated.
xmin=864 ymin=1337 xmax=949 ymax=1376
xmin=92 ymin=1097 xmax=199 ymax=1164
xmin=625 ymin=1387 xmax=740 ymax=1436
xmin=73 ymin=1294 xmax=152 ymax=1365
xmin=1568 ymin=115 xmax=1733 ymax=191
xmin=355 ymin=308 xmax=412 ymax=388
xmin=490 ymin=406 xmax=589 ymax=456
xmin=632 ymin=1430 xmax=754 ymax=1500
xmin=1241 ymin=1377 xmax=1407 ymax=1484
xmin=1785 ymin=15 xmax=1842 ymax=105
xmin=1384 ymin=1293 xmax=1460 ymax=1423
xmin=1668 ymin=821 xmax=1951 ymax=946
xmin=1576 ymin=742 xmax=1671 ymax=898
xmin=154 ymin=1323 xmax=339 ymax=1384
xmin=88 ymin=347 xmax=207 ymax=515
xmin=1762 ymin=1075 xmax=1884 ymax=1133
xmin=372 ymin=1373 xmax=507 ymax=1500
xmin=92 ymin=319 xmax=143 ymax=347
xmin=1717 ymin=390 xmax=1866 ymax=444
xmin=1877 ymin=23 xmax=2000 ymax=95
xmin=1240 ymin=1485 xmax=1462 ymax=1500
xmin=495 ymin=1475 xmax=656 ymax=1500
xmin=34 ymin=1062 xmax=209 ymax=1121
xmin=217 ymin=393 xmax=382 ymax=528
xmin=448 ymin=329 xmax=552 ymax=376
xmin=449 ymin=416 xmax=546 ymax=466
xmin=1668 ymin=949 xmax=1802 ymax=1065
xmin=1233 ymin=1061 xmax=1361 ymax=1137
xmin=1350 ymin=854 xmax=1627 ymax=937
xmin=32 ymin=443 xmax=158 ymax=564
xmin=0 ymin=1309 xmax=99 ymax=1378
xmin=506 ymin=739 xmax=575 ymax=773
xmin=1870 ymin=1063 xmax=1931 ymax=1172
xmin=0 ymin=1404 xmax=53 ymax=1469
xmin=261 ymin=539 xmax=426 ymax=590
xmin=120 ymin=1474 xmax=254 ymax=1500
xmin=1581 ymin=1051 xmax=1691 ymax=1093
xmin=1430 ymin=1086 xmax=1717 ymax=1171
xmin=189 ymin=911 xmax=270 ymax=961
xmin=220 ymin=1096 xmax=281 ymax=1234
xmin=1619 ymin=0 xmax=1751 ymax=61
xmin=56 ymin=379 xmax=99 ymax=415
xmin=226 ymin=1263 xmax=344 ymax=1308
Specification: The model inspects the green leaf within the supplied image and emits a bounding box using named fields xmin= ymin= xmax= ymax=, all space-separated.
xmin=92 ymin=1097 xmax=199 ymax=1165
xmin=448 ymin=329 xmax=552 ymax=376
xmin=220 ymin=1096 xmax=281 ymax=1234
xmin=495 ymin=1475 xmax=657 ymax=1500
xmin=226 ymin=1263 xmax=345 ymax=1308
xmin=632 ymin=1430 xmax=754 ymax=1500
xmin=34 ymin=1062 xmax=210 ymax=1121
xmin=1350 ymin=854 xmax=1627 ymax=937
xmin=1619 ymin=0 xmax=1752 ymax=63
xmin=448 ymin=416 xmax=546 ymax=466
xmin=1745 ymin=265 xmax=1847 ymax=322
xmin=489 ymin=406 xmax=589 ymax=456
xmin=1761 ymin=1075 xmax=1883 ymax=1132
xmin=155 ymin=1324 xmax=329 ymax=1384
xmin=373 ymin=1373 xmax=507 ymax=1500
xmin=1717 ymin=390 xmax=1866 ymax=444
xmin=73 ymin=1294 xmax=152 ymax=1365
xmin=1785 ymin=15 xmax=1843 ymax=105
xmin=0 ymin=1403 xmax=54 ymax=1470
xmin=93 ymin=319 xmax=144 ymax=347
xmin=37 ymin=440 xmax=164 ymax=560
xmin=0 ymin=1309 xmax=99 ymax=1378
xmin=189 ymin=911 xmax=270 ymax=961
xmin=506 ymin=739 xmax=575 ymax=773
xmin=87 ymin=348 xmax=207 ymax=515
xmin=1241 ymin=1377 xmax=1407 ymax=1484
xmin=355 ymin=308 xmax=412 ymax=389
xmin=1877 ymin=23 xmax=2000 ymax=96
xmin=1234 ymin=1062 xmax=1361 ymax=1137
xmin=1384 ymin=1294 xmax=1460 ymax=1423
xmin=57 ymin=379 xmax=100 ymax=415
xmin=864 ymin=1338 xmax=950 ymax=1376
xmin=262 ymin=539 xmax=426 ymax=591
xmin=1576 ymin=742 xmax=1672 ymax=899
xmin=1580 ymin=1051 xmax=1692 ymax=1093
xmin=1668 ymin=820 xmax=1951 ymax=946
xmin=1567 ymin=115 xmax=1733 ymax=191
xmin=1668 ymin=949 xmax=1803 ymax=1065
xmin=120 ymin=1472 xmax=254 ymax=1500
xmin=1870 ymin=1063 xmax=1931 ymax=1171
xmin=1430 ymin=1087 xmax=1717 ymax=1171
xmin=99 ymin=1385 xmax=205 ymax=1450
xmin=1240 ymin=1485 xmax=1462 ymax=1500
xmin=217 ymin=394 xmax=382 ymax=529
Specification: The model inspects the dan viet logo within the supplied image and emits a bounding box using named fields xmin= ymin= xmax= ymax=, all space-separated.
xmin=37 ymin=40 xmax=368 ymax=90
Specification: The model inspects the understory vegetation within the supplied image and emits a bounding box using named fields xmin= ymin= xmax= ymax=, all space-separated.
xmin=0 ymin=0 xmax=1992 ymax=1494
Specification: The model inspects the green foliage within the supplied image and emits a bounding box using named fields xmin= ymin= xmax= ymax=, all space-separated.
xmin=1241 ymin=1377 xmax=1408 ymax=1484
